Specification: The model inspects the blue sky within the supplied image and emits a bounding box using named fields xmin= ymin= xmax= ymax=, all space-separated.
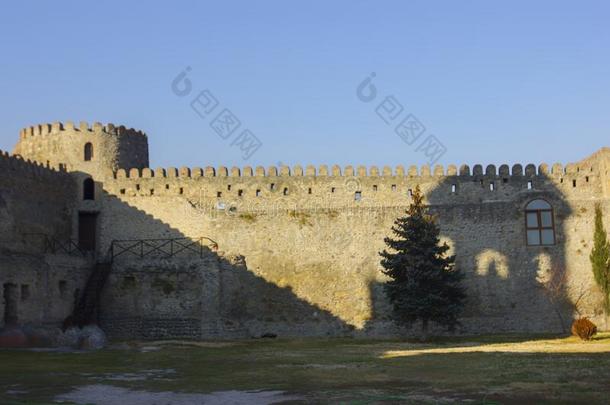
xmin=0 ymin=1 xmax=609 ymax=169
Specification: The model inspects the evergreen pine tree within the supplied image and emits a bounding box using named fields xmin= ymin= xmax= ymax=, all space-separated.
xmin=590 ymin=204 xmax=610 ymax=316
xmin=379 ymin=185 xmax=466 ymax=335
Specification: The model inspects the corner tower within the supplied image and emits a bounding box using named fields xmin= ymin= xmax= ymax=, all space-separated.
xmin=13 ymin=121 xmax=149 ymax=179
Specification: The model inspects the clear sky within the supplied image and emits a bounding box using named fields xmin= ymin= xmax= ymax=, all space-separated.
xmin=0 ymin=1 xmax=608 ymax=169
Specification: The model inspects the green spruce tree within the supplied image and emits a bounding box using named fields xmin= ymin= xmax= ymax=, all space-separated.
xmin=590 ymin=204 xmax=610 ymax=317
xmin=379 ymin=185 xmax=465 ymax=336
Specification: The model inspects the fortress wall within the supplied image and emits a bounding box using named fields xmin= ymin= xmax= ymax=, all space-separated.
xmin=95 ymin=158 xmax=608 ymax=337
xmin=0 ymin=150 xmax=76 ymax=252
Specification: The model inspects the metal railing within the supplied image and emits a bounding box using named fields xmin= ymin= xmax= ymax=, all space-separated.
xmin=110 ymin=237 xmax=218 ymax=260
xmin=21 ymin=233 xmax=88 ymax=256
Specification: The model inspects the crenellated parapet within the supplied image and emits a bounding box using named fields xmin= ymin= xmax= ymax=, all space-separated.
xmin=100 ymin=151 xmax=605 ymax=212
xmin=0 ymin=148 xmax=71 ymax=180
xmin=19 ymin=121 xmax=147 ymax=140
xmin=109 ymin=160 xmax=600 ymax=180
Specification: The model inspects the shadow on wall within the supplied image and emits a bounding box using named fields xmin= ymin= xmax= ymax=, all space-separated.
xmin=87 ymin=163 xmax=584 ymax=339
xmin=367 ymin=165 xmax=575 ymax=335
xmin=94 ymin=187 xmax=352 ymax=340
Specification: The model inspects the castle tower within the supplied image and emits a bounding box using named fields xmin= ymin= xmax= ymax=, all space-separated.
xmin=13 ymin=121 xmax=149 ymax=179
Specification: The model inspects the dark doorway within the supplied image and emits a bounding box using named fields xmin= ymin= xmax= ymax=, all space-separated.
xmin=78 ymin=212 xmax=98 ymax=251
xmin=83 ymin=178 xmax=95 ymax=200
xmin=3 ymin=283 xmax=18 ymax=326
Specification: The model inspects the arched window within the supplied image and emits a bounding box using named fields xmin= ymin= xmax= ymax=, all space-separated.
xmin=84 ymin=143 xmax=93 ymax=161
xmin=525 ymin=199 xmax=555 ymax=246
xmin=83 ymin=178 xmax=95 ymax=200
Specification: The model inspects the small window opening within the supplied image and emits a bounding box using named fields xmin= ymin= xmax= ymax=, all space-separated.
xmin=122 ymin=276 xmax=136 ymax=289
xmin=586 ymin=176 xmax=589 ymax=182
xmin=270 ymin=183 xmax=276 ymax=191
xmin=84 ymin=142 xmax=93 ymax=161
xmin=527 ymin=180 xmax=532 ymax=190
xmin=238 ymin=189 xmax=243 ymax=197
xmin=572 ymin=179 xmax=576 ymax=188
xmin=502 ymin=178 xmax=508 ymax=183
xmin=331 ymin=187 xmax=336 ymax=193
xmin=150 ymin=189 xmax=154 ymax=195
xmin=451 ymin=184 xmax=457 ymax=193
xmin=408 ymin=189 xmax=413 ymax=197
xmin=179 ymin=187 xmax=184 ymax=194
xmin=391 ymin=185 xmax=397 ymax=191
xmin=21 ymin=284 xmax=30 ymax=301
xmin=489 ymin=182 xmax=495 ymax=191
xmin=256 ymin=189 xmax=261 ymax=197
xmin=354 ymin=191 xmax=362 ymax=201
xmin=119 ymin=188 xmax=126 ymax=195
xmin=165 ymin=184 xmax=170 ymax=190
xmin=283 ymin=187 xmax=289 ymax=195
xmin=227 ymin=185 xmax=232 ymax=191
xmin=308 ymin=188 xmax=312 ymax=194
xmin=480 ymin=179 xmax=484 ymax=187
xmin=373 ymin=185 xmax=378 ymax=192
xmin=59 ymin=280 xmax=67 ymax=298
xmin=136 ymin=184 xmax=140 ymax=191
xmin=560 ymin=178 xmax=563 ymax=183
xmin=217 ymin=191 xmax=222 ymax=198
xmin=83 ymin=178 xmax=95 ymax=200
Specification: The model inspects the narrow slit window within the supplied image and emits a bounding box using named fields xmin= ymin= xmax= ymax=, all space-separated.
xmin=283 ymin=187 xmax=289 ymax=195
xmin=489 ymin=182 xmax=495 ymax=191
xmin=451 ymin=184 xmax=457 ymax=193
xmin=354 ymin=191 xmax=362 ymax=201
xmin=391 ymin=185 xmax=397 ymax=192
xmin=270 ymin=183 xmax=276 ymax=191
xmin=407 ymin=189 xmax=413 ymax=197
xmin=217 ymin=191 xmax=222 ymax=198
xmin=256 ymin=189 xmax=261 ymax=197
xmin=84 ymin=142 xmax=93 ymax=161
xmin=227 ymin=185 xmax=232 ymax=191
xmin=572 ymin=179 xmax=576 ymax=188
xmin=308 ymin=188 xmax=312 ymax=194
xmin=373 ymin=185 xmax=378 ymax=192
xmin=527 ymin=180 xmax=533 ymax=190
xmin=238 ymin=189 xmax=243 ymax=197
xmin=331 ymin=187 xmax=336 ymax=193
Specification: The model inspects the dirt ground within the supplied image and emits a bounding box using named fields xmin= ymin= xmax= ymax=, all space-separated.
xmin=1 ymin=333 xmax=610 ymax=404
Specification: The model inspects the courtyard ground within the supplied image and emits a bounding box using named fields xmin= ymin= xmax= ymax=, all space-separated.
xmin=1 ymin=333 xmax=609 ymax=404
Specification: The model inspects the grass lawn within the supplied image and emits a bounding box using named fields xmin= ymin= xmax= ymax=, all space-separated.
xmin=1 ymin=333 xmax=609 ymax=404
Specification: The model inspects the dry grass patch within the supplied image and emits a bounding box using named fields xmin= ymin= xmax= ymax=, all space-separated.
xmin=382 ymin=332 xmax=610 ymax=358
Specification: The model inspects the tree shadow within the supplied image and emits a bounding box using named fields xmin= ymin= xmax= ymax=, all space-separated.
xmin=366 ymin=164 xmax=575 ymax=337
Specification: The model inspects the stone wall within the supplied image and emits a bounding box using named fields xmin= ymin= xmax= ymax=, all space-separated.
xmin=93 ymin=149 xmax=610 ymax=337
xmin=0 ymin=253 xmax=91 ymax=327
xmin=0 ymin=150 xmax=76 ymax=252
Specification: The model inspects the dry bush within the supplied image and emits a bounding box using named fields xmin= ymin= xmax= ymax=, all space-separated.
xmin=571 ymin=318 xmax=597 ymax=341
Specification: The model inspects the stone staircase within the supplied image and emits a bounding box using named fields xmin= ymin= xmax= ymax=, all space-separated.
xmin=70 ymin=262 xmax=112 ymax=327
